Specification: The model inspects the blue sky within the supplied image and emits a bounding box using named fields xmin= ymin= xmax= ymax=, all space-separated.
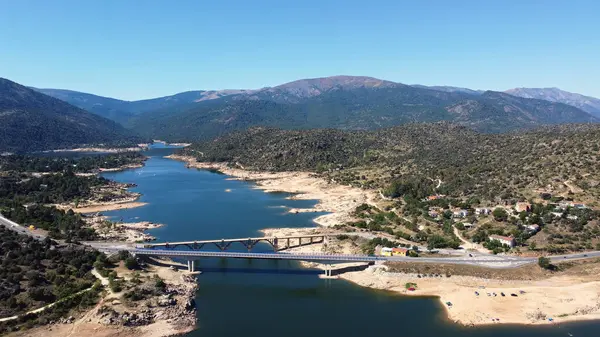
xmin=1 ymin=0 xmax=598 ymax=100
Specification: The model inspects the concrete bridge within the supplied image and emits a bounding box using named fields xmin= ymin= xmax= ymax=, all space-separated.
xmin=131 ymin=248 xmax=380 ymax=275
xmin=141 ymin=234 xmax=330 ymax=252
xmin=117 ymin=247 xmax=539 ymax=274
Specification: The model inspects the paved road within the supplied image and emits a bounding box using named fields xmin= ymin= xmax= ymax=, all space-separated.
xmin=0 ymin=214 xmax=46 ymax=241
xmin=549 ymin=251 xmax=600 ymax=263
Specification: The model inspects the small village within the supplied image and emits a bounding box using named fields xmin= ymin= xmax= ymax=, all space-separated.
xmin=365 ymin=192 xmax=599 ymax=257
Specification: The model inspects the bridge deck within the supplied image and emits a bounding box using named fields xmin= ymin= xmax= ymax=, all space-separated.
xmin=134 ymin=248 xmax=380 ymax=262
xmin=142 ymin=234 xmax=330 ymax=247
xmin=129 ymin=248 xmax=536 ymax=267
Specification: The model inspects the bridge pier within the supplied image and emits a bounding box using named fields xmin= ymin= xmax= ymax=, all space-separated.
xmin=187 ymin=260 xmax=196 ymax=272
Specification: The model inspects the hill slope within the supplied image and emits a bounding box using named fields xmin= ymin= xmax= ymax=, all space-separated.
xmin=1 ymin=78 xmax=141 ymax=153
xmin=505 ymin=87 xmax=600 ymax=118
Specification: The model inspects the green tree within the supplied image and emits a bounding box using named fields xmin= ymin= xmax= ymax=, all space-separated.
xmin=538 ymin=256 xmax=551 ymax=269
xmin=492 ymin=208 xmax=509 ymax=222
xmin=124 ymin=257 xmax=139 ymax=270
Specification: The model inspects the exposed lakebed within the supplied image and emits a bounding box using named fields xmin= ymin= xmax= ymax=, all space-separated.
xmin=99 ymin=145 xmax=598 ymax=337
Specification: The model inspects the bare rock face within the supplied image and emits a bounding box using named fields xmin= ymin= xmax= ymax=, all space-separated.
xmin=97 ymin=306 xmax=154 ymax=326
xmin=185 ymin=298 xmax=196 ymax=311
xmin=95 ymin=273 xmax=199 ymax=330
xmin=158 ymin=294 xmax=177 ymax=307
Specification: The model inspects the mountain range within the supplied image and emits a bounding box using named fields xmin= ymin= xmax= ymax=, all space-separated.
xmin=504 ymin=87 xmax=600 ymax=118
xmin=0 ymin=78 xmax=142 ymax=153
xmin=3 ymin=75 xmax=597 ymax=148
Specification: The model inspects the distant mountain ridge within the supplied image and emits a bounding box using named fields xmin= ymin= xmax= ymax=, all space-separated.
xmin=505 ymin=87 xmax=600 ymax=118
xmin=1 ymin=78 xmax=142 ymax=153
xmin=31 ymin=76 xmax=600 ymax=142
xmin=130 ymin=86 xmax=597 ymax=142
xmin=32 ymin=87 xmax=255 ymax=125
xmin=411 ymin=84 xmax=484 ymax=96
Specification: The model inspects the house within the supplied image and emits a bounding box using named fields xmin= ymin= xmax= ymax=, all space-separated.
xmin=515 ymin=202 xmax=532 ymax=213
xmin=488 ymin=235 xmax=516 ymax=248
xmin=428 ymin=211 xmax=439 ymax=219
xmin=453 ymin=210 xmax=468 ymax=218
xmin=567 ymin=215 xmax=579 ymax=220
xmin=475 ymin=208 xmax=491 ymax=215
xmin=551 ymin=212 xmax=563 ymax=218
xmin=23 ymin=203 xmax=37 ymax=210
xmin=526 ymin=224 xmax=540 ymax=233
xmin=392 ymin=248 xmax=409 ymax=256
xmin=380 ymin=247 xmax=393 ymax=257
xmin=573 ymin=203 xmax=587 ymax=209
xmin=462 ymin=222 xmax=475 ymax=229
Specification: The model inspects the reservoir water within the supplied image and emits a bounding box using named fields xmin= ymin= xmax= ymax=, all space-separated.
xmin=100 ymin=145 xmax=598 ymax=337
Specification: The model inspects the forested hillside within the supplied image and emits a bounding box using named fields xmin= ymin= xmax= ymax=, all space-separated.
xmin=0 ymin=153 xmax=144 ymax=240
xmin=182 ymin=123 xmax=600 ymax=203
xmin=0 ymin=228 xmax=102 ymax=333
xmin=0 ymin=78 xmax=143 ymax=153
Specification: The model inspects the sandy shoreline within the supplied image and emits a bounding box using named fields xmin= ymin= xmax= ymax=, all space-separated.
xmin=86 ymin=216 xmax=163 ymax=242
xmin=46 ymin=145 xmax=148 ymax=153
xmin=167 ymin=155 xmax=378 ymax=227
xmin=98 ymin=163 xmax=145 ymax=172
xmin=56 ymin=200 xmax=148 ymax=213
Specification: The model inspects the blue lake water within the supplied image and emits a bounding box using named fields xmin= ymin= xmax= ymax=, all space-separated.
xmin=99 ymin=145 xmax=598 ymax=337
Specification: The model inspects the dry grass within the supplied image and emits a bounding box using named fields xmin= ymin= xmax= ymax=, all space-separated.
xmin=385 ymin=261 xmax=550 ymax=280
xmin=385 ymin=258 xmax=600 ymax=281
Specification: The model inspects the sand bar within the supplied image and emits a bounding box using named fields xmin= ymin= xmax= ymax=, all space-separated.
xmin=59 ymin=201 xmax=148 ymax=213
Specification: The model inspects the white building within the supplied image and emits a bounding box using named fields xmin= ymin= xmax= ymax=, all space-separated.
xmin=526 ymin=224 xmax=540 ymax=233
xmin=453 ymin=210 xmax=468 ymax=218
xmin=488 ymin=235 xmax=516 ymax=248
xmin=475 ymin=208 xmax=491 ymax=215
